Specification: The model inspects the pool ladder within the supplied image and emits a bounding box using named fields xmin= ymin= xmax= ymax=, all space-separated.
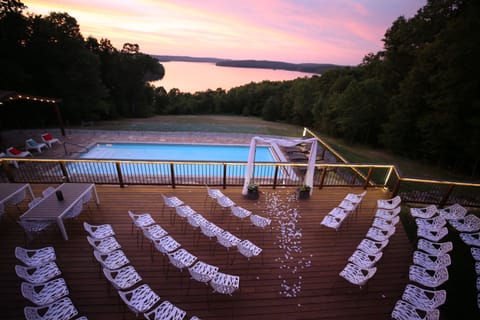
xmin=63 ymin=142 xmax=89 ymax=156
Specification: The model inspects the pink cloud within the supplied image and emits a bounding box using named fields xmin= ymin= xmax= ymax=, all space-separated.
xmin=25 ymin=0 xmax=426 ymax=65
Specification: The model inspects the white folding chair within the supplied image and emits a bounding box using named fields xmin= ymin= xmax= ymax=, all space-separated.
xmin=437 ymin=203 xmax=467 ymax=220
xmin=413 ymin=251 xmax=451 ymax=271
xmin=142 ymin=224 xmax=168 ymax=252
xmin=401 ymin=283 xmax=447 ymax=311
xmin=339 ymin=262 xmax=376 ymax=289
xmin=210 ymin=272 xmax=240 ymax=295
xmin=415 ymin=216 xmax=447 ymax=232
xmin=144 ymin=300 xmax=186 ymax=320
xmin=168 ymin=248 xmax=197 ymax=272
xmin=118 ymin=284 xmax=161 ymax=317
xmin=391 ymin=299 xmax=440 ymax=320
xmin=15 ymin=262 xmax=62 ymax=284
xmin=417 ymin=239 xmax=453 ymax=256
xmin=417 ymin=227 xmax=448 ymax=242
xmin=375 ymin=207 xmax=401 ymax=220
xmin=460 ymin=232 xmax=480 ymax=247
xmin=21 ymin=278 xmax=69 ymax=306
xmin=448 ymin=214 xmax=480 ymax=232
xmin=15 ymin=246 xmax=56 ymax=267
xmin=87 ymin=235 xmax=122 ymax=254
xmin=103 ymin=265 xmax=142 ymax=291
xmin=356 ymin=238 xmax=389 ymax=254
xmin=188 ymin=261 xmax=219 ymax=285
xmin=83 ymin=221 xmax=115 ymax=239
xmin=320 ymin=214 xmax=343 ymax=231
xmin=348 ymin=250 xmax=383 ymax=269
xmin=409 ymin=265 xmax=449 ymax=289
xmin=410 ymin=205 xmax=438 ymax=219
xmin=24 ymin=297 xmax=79 ymax=320
xmin=93 ymin=249 xmax=130 ymax=274
xmin=377 ymin=195 xmax=401 ymax=210
xmin=366 ymin=226 xmax=395 ymax=242
xmin=161 ymin=194 xmax=184 ymax=216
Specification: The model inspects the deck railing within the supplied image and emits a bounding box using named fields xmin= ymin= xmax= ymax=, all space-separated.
xmin=1 ymin=127 xmax=479 ymax=208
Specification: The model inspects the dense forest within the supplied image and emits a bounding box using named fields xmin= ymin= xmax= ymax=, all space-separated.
xmin=1 ymin=0 xmax=479 ymax=177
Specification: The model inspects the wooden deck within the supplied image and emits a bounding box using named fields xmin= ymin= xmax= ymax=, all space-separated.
xmin=1 ymin=185 xmax=415 ymax=320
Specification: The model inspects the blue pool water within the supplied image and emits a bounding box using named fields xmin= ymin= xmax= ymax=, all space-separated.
xmin=69 ymin=143 xmax=278 ymax=178
xmin=80 ymin=143 xmax=274 ymax=162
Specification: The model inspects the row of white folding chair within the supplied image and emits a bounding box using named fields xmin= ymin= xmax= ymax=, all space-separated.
xmin=167 ymin=248 xmax=241 ymax=296
xmin=15 ymin=247 xmax=87 ymax=320
xmin=449 ymin=214 xmax=480 ymax=233
xmin=412 ymin=208 xmax=449 ymax=242
xmin=377 ymin=195 xmax=401 ymax=210
xmin=342 ymin=190 xmax=367 ymax=217
xmin=410 ymin=203 xmax=467 ymax=220
xmin=84 ymin=222 xmax=192 ymax=319
xmin=15 ymin=247 xmax=62 ymax=289
xmin=320 ymin=191 xmax=366 ymax=232
xmin=205 ymin=185 xmax=272 ymax=231
xmin=338 ymin=202 xmax=401 ymax=288
xmin=411 ymin=203 xmax=480 ymax=236
xmin=161 ymin=192 xmax=265 ymax=269
xmin=320 ymin=207 xmax=349 ymax=231
xmin=127 ymin=210 xmax=242 ymax=298
xmin=365 ymin=208 xmax=399 ymax=242
xmin=101 ymin=258 xmax=190 ymax=319
xmin=169 ymin=199 xmax=263 ymax=261
xmin=169 ymin=190 xmax=270 ymax=235
xmin=205 ymin=185 xmax=234 ymax=212
xmin=391 ymin=239 xmax=451 ymax=320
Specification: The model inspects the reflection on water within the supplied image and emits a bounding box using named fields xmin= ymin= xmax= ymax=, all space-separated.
xmin=150 ymin=61 xmax=313 ymax=93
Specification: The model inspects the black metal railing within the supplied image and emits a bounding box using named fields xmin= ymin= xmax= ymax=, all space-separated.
xmin=1 ymin=127 xmax=479 ymax=208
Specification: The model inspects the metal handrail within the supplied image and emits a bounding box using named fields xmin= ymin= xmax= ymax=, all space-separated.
xmin=63 ymin=142 xmax=89 ymax=156
xmin=1 ymin=157 xmax=479 ymax=207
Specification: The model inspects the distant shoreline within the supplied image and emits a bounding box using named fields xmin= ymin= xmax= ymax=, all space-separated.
xmin=151 ymin=55 xmax=342 ymax=74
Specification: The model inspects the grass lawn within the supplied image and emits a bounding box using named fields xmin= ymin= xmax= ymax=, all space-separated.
xmin=86 ymin=115 xmax=467 ymax=182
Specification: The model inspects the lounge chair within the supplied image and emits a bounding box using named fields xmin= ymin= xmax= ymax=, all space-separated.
xmin=6 ymin=147 xmax=32 ymax=158
xmin=25 ymin=138 xmax=48 ymax=153
xmin=288 ymin=152 xmax=309 ymax=162
xmin=283 ymin=146 xmax=303 ymax=154
xmin=41 ymin=132 xmax=61 ymax=148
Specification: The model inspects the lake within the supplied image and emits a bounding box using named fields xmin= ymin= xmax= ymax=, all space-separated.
xmin=150 ymin=61 xmax=313 ymax=93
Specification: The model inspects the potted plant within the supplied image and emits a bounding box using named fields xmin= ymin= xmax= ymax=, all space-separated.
xmin=296 ymin=184 xmax=311 ymax=199
xmin=246 ymin=182 xmax=259 ymax=200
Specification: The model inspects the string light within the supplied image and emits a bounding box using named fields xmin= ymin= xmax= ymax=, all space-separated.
xmin=4 ymin=93 xmax=59 ymax=104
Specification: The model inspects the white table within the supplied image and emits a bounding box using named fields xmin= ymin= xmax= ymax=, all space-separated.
xmin=0 ymin=183 xmax=34 ymax=207
xmin=20 ymin=183 xmax=99 ymax=240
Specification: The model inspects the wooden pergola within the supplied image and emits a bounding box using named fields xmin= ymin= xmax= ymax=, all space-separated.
xmin=0 ymin=90 xmax=65 ymax=136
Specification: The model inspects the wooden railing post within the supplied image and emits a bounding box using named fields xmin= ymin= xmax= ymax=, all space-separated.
xmin=318 ymin=167 xmax=327 ymax=189
xmin=439 ymin=184 xmax=455 ymax=207
xmin=59 ymin=162 xmax=70 ymax=182
xmin=223 ymin=164 xmax=227 ymax=189
xmin=273 ymin=165 xmax=279 ymax=189
xmin=363 ymin=167 xmax=373 ymax=189
xmin=2 ymin=160 xmax=15 ymax=182
xmin=170 ymin=163 xmax=176 ymax=188
xmin=115 ymin=162 xmax=125 ymax=188
xmin=391 ymin=179 xmax=401 ymax=196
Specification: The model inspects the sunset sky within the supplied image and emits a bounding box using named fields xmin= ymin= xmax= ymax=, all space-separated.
xmin=24 ymin=0 xmax=426 ymax=65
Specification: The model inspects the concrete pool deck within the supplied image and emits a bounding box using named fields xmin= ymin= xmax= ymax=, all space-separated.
xmin=1 ymin=128 xmax=294 ymax=159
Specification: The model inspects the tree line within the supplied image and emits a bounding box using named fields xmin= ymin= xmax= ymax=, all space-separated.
xmin=1 ymin=0 xmax=479 ymax=177
xmin=0 ymin=0 xmax=164 ymax=124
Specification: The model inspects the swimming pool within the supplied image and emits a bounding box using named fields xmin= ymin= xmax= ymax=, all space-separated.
xmin=80 ymin=143 xmax=275 ymax=162
xmin=67 ymin=142 xmax=280 ymax=178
